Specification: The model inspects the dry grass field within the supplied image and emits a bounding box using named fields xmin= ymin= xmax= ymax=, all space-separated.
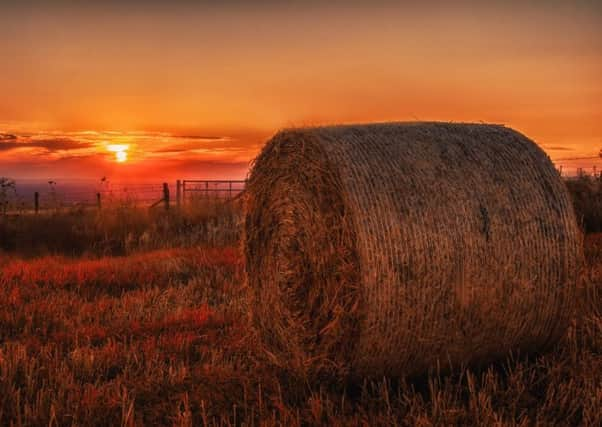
xmin=0 ymin=201 xmax=601 ymax=426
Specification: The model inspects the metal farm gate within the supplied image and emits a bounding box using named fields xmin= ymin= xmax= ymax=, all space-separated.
xmin=178 ymin=180 xmax=246 ymax=204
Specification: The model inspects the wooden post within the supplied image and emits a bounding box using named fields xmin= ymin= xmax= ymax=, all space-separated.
xmin=176 ymin=180 xmax=182 ymax=208
xmin=229 ymin=181 xmax=232 ymax=199
xmin=163 ymin=182 xmax=170 ymax=211
xmin=34 ymin=192 xmax=39 ymax=214
xmin=96 ymin=193 xmax=102 ymax=210
xmin=205 ymin=181 xmax=209 ymax=198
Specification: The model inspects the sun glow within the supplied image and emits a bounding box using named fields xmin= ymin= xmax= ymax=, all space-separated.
xmin=106 ymin=144 xmax=129 ymax=163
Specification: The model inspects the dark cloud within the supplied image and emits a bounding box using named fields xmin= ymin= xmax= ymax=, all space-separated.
xmin=545 ymin=146 xmax=574 ymax=151
xmin=151 ymin=145 xmax=241 ymax=154
xmin=151 ymin=146 xmax=194 ymax=154
xmin=149 ymin=138 xmax=243 ymax=155
xmin=0 ymin=133 xmax=17 ymax=141
xmin=0 ymin=141 xmax=28 ymax=151
xmin=111 ymin=134 xmax=236 ymax=155
xmin=174 ymin=135 xmax=226 ymax=140
xmin=0 ymin=138 xmax=94 ymax=152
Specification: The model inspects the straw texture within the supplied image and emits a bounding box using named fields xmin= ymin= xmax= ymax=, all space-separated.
xmin=244 ymin=122 xmax=582 ymax=378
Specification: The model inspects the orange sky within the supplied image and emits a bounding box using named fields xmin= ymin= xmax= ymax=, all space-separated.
xmin=0 ymin=1 xmax=600 ymax=180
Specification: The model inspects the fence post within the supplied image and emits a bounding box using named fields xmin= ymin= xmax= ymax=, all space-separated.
xmin=176 ymin=180 xmax=182 ymax=208
xmin=96 ymin=193 xmax=102 ymax=210
xmin=163 ymin=183 xmax=170 ymax=211
xmin=205 ymin=181 xmax=209 ymax=198
xmin=34 ymin=192 xmax=39 ymax=214
xmin=229 ymin=181 xmax=232 ymax=199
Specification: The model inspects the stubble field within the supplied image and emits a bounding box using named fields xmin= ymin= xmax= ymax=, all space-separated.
xmin=0 ymin=203 xmax=600 ymax=426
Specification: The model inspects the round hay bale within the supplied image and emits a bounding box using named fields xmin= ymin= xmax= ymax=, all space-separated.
xmin=244 ymin=122 xmax=582 ymax=378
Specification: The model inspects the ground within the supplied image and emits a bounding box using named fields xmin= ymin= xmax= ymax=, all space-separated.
xmin=0 ymin=206 xmax=600 ymax=426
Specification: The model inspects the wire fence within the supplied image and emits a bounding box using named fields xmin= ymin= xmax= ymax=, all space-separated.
xmin=557 ymin=165 xmax=601 ymax=180
xmin=182 ymin=180 xmax=246 ymax=202
xmin=554 ymin=158 xmax=602 ymax=181
xmin=0 ymin=180 xmax=247 ymax=215
xmin=1 ymin=168 xmax=600 ymax=215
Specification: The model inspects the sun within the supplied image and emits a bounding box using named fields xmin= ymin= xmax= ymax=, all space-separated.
xmin=115 ymin=150 xmax=128 ymax=163
xmin=106 ymin=144 xmax=129 ymax=163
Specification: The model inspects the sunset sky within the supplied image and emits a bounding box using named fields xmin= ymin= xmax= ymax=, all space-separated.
xmin=1 ymin=0 xmax=600 ymax=181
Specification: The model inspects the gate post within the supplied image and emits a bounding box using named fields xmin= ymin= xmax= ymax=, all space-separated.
xmin=176 ymin=180 xmax=182 ymax=208
xmin=163 ymin=183 xmax=170 ymax=211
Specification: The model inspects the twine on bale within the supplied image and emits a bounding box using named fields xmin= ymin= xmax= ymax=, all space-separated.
xmin=244 ymin=122 xmax=583 ymax=380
